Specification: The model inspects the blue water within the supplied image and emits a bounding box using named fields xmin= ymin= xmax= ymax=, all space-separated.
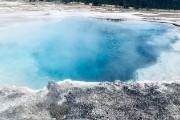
xmin=0 ymin=18 xmax=177 ymax=88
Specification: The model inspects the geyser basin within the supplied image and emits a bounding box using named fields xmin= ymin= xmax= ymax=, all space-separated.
xmin=0 ymin=18 xmax=180 ymax=89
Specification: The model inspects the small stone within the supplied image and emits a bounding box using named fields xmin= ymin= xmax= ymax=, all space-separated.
xmin=113 ymin=80 xmax=122 ymax=86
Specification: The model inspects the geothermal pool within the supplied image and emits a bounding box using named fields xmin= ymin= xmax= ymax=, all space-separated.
xmin=0 ymin=18 xmax=180 ymax=89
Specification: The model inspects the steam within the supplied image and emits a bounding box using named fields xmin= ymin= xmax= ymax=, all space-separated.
xmin=135 ymin=28 xmax=180 ymax=82
xmin=0 ymin=18 xmax=179 ymax=89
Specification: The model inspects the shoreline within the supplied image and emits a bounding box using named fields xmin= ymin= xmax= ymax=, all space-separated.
xmin=0 ymin=2 xmax=180 ymax=26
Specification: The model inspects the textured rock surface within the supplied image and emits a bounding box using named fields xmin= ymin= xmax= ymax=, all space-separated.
xmin=0 ymin=80 xmax=180 ymax=120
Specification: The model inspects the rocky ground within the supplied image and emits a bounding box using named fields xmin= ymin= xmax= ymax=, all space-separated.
xmin=0 ymin=80 xmax=180 ymax=120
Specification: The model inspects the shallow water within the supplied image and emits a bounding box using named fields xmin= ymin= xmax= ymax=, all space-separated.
xmin=0 ymin=18 xmax=179 ymax=89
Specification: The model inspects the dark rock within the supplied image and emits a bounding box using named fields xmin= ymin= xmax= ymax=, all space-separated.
xmin=1 ymin=81 xmax=180 ymax=120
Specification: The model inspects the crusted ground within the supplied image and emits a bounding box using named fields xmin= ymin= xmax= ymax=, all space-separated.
xmin=0 ymin=80 xmax=180 ymax=120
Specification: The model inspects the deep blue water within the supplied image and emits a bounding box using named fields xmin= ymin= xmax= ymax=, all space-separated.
xmin=0 ymin=18 xmax=177 ymax=88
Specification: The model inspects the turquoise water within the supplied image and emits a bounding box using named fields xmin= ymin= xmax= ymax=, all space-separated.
xmin=0 ymin=18 xmax=178 ymax=89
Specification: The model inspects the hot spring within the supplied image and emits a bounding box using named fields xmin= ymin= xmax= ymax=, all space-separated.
xmin=0 ymin=18 xmax=180 ymax=89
